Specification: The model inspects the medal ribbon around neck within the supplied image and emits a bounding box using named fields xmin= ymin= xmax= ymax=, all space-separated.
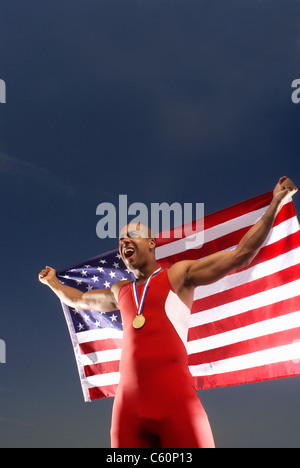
xmin=132 ymin=267 xmax=161 ymax=329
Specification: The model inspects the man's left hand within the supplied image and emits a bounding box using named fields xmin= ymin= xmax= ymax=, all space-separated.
xmin=273 ymin=176 xmax=298 ymax=205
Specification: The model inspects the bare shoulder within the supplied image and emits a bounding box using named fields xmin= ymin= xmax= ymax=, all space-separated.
xmin=111 ymin=280 xmax=131 ymax=306
xmin=167 ymin=260 xmax=195 ymax=291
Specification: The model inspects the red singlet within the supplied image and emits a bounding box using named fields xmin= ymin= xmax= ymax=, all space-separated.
xmin=110 ymin=269 xmax=215 ymax=448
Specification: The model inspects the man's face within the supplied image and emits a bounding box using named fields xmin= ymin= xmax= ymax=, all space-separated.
xmin=118 ymin=223 xmax=156 ymax=270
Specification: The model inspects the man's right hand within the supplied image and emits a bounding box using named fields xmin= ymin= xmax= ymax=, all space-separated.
xmin=38 ymin=266 xmax=57 ymax=285
xmin=38 ymin=264 xmax=122 ymax=312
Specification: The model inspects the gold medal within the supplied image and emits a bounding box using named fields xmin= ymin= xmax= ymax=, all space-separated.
xmin=131 ymin=267 xmax=162 ymax=330
xmin=133 ymin=314 xmax=146 ymax=329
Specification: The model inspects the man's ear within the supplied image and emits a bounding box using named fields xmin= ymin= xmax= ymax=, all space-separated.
xmin=149 ymin=238 xmax=157 ymax=250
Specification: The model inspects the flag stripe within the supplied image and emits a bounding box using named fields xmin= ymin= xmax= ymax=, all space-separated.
xmin=188 ymin=295 xmax=300 ymax=341
xmin=190 ymin=278 xmax=300 ymax=330
xmin=79 ymin=338 xmax=123 ymax=355
xmin=192 ymin=262 xmax=300 ymax=321
xmin=193 ymin=360 xmax=300 ymax=390
xmin=77 ymin=328 xmax=123 ymax=345
xmin=189 ymin=342 xmax=300 ymax=377
xmin=89 ymin=385 xmax=119 ymax=401
xmin=85 ymin=372 xmax=120 ymax=388
xmin=81 ymin=348 xmax=122 ymax=367
xmin=188 ymin=327 xmax=300 ymax=366
xmin=188 ymin=313 xmax=300 ymax=359
xmin=84 ymin=360 xmax=120 ymax=377
xmin=192 ymin=230 xmax=300 ymax=308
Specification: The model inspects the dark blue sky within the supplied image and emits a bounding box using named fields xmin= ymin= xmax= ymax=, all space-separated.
xmin=1 ymin=0 xmax=300 ymax=447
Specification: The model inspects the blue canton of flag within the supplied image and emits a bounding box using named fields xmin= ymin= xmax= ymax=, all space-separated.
xmin=58 ymin=250 xmax=134 ymax=333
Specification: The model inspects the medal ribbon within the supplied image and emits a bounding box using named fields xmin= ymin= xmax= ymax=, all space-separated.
xmin=132 ymin=267 xmax=162 ymax=317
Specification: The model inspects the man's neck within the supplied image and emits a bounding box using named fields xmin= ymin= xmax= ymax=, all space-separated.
xmin=132 ymin=261 xmax=160 ymax=285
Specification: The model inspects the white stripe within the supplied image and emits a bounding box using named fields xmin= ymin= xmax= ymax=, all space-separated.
xmin=194 ymin=245 xmax=300 ymax=302
xmin=189 ymin=342 xmax=300 ymax=377
xmin=188 ymin=310 xmax=300 ymax=355
xmin=85 ymin=372 xmax=120 ymax=388
xmin=156 ymin=230 xmax=205 ymax=259
xmin=76 ymin=327 xmax=123 ymax=344
xmin=81 ymin=348 xmax=122 ymax=366
xmin=265 ymin=215 xmax=299 ymax=245
xmin=190 ymin=278 xmax=300 ymax=328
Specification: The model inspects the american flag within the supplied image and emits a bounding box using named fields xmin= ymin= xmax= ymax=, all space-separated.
xmin=57 ymin=191 xmax=300 ymax=402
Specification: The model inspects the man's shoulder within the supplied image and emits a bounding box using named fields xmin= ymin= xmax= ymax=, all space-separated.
xmin=111 ymin=280 xmax=132 ymax=308
xmin=167 ymin=260 xmax=197 ymax=290
xmin=111 ymin=279 xmax=132 ymax=293
xmin=168 ymin=260 xmax=195 ymax=276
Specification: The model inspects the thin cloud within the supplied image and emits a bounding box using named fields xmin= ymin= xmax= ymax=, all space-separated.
xmin=0 ymin=152 xmax=117 ymax=201
xmin=0 ymin=152 xmax=74 ymax=196
xmin=0 ymin=415 xmax=32 ymax=428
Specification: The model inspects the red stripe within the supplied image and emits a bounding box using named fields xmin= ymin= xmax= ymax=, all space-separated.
xmin=84 ymin=360 xmax=120 ymax=377
xmin=272 ymin=200 xmax=297 ymax=227
xmin=79 ymin=338 xmax=122 ymax=355
xmin=188 ymin=295 xmax=300 ymax=342
xmin=188 ymin=327 xmax=300 ymax=366
xmin=191 ymin=263 xmax=300 ymax=316
xmin=193 ymin=360 xmax=300 ymax=390
xmin=89 ymin=384 xmax=118 ymax=400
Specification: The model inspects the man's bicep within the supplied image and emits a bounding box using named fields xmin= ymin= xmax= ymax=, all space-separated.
xmin=80 ymin=288 xmax=118 ymax=312
xmin=186 ymin=250 xmax=238 ymax=286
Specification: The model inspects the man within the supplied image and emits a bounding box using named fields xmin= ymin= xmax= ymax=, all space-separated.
xmin=39 ymin=177 xmax=297 ymax=448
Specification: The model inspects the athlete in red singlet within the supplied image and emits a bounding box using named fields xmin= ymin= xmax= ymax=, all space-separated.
xmin=111 ymin=268 xmax=215 ymax=448
xmin=39 ymin=177 xmax=297 ymax=448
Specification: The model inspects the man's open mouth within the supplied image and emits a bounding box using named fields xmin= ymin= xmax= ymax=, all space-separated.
xmin=123 ymin=247 xmax=135 ymax=259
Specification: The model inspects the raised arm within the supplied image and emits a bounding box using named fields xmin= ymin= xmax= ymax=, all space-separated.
xmin=169 ymin=177 xmax=298 ymax=296
xmin=38 ymin=266 xmax=120 ymax=312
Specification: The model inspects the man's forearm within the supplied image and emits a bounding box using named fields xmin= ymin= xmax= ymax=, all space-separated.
xmin=46 ymin=276 xmax=84 ymax=308
xmin=39 ymin=266 xmax=118 ymax=312
xmin=236 ymin=196 xmax=281 ymax=264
